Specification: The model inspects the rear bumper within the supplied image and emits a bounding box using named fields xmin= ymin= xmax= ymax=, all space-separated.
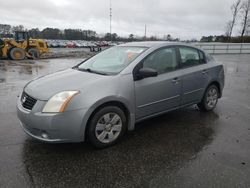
xmin=17 ymin=95 xmax=88 ymax=143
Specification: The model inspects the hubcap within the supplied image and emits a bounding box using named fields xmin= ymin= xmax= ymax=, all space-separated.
xmin=95 ymin=113 xmax=122 ymax=144
xmin=206 ymin=88 xmax=218 ymax=109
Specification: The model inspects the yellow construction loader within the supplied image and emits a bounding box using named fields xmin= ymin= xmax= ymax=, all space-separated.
xmin=0 ymin=31 xmax=49 ymax=60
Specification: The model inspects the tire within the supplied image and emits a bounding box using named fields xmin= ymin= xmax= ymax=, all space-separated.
xmin=28 ymin=48 xmax=40 ymax=59
xmin=198 ymin=85 xmax=219 ymax=112
xmin=9 ymin=47 xmax=25 ymax=60
xmin=87 ymin=106 xmax=127 ymax=148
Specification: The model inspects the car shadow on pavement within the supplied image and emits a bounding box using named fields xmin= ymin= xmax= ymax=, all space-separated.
xmin=21 ymin=106 xmax=219 ymax=187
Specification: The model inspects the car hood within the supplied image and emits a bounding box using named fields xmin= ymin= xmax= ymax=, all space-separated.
xmin=24 ymin=69 xmax=109 ymax=100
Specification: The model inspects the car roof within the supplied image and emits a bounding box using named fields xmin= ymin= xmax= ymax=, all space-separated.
xmin=119 ymin=41 xmax=200 ymax=50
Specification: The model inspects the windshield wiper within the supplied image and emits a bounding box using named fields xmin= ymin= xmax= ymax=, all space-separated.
xmin=76 ymin=68 xmax=108 ymax=75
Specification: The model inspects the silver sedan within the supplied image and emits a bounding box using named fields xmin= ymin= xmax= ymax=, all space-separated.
xmin=17 ymin=42 xmax=224 ymax=148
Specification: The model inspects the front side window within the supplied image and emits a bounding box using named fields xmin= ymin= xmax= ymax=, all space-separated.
xmin=143 ymin=47 xmax=178 ymax=74
xmin=179 ymin=47 xmax=201 ymax=67
xmin=78 ymin=46 xmax=147 ymax=75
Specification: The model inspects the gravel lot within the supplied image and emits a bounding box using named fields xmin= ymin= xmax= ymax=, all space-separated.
xmin=0 ymin=54 xmax=250 ymax=188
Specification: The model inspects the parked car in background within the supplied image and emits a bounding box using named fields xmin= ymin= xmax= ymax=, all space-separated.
xmin=17 ymin=42 xmax=224 ymax=148
xmin=66 ymin=41 xmax=76 ymax=48
xmin=45 ymin=39 xmax=114 ymax=48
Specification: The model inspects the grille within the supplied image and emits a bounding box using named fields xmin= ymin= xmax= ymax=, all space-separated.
xmin=21 ymin=92 xmax=37 ymax=110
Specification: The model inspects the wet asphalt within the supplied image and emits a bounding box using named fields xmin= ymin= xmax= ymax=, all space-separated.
xmin=0 ymin=55 xmax=250 ymax=188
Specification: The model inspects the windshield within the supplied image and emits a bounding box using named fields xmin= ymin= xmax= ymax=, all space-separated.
xmin=78 ymin=46 xmax=147 ymax=75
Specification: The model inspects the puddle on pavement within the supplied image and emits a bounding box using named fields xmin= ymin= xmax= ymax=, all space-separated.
xmin=0 ymin=60 xmax=45 ymax=84
xmin=0 ymin=58 xmax=82 ymax=84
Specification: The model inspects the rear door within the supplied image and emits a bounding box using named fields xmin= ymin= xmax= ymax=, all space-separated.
xmin=134 ymin=46 xmax=182 ymax=119
xmin=178 ymin=46 xmax=209 ymax=105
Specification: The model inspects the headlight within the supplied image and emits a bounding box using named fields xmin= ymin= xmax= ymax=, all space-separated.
xmin=42 ymin=91 xmax=80 ymax=113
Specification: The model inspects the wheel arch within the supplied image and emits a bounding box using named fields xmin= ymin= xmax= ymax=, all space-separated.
xmin=206 ymin=80 xmax=222 ymax=98
xmin=81 ymin=99 xmax=135 ymax=141
xmin=88 ymin=101 xmax=130 ymax=124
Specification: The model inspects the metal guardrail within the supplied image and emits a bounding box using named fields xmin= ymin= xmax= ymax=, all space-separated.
xmin=193 ymin=43 xmax=250 ymax=54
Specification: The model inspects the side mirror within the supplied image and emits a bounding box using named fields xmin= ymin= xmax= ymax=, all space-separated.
xmin=137 ymin=67 xmax=158 ymax=80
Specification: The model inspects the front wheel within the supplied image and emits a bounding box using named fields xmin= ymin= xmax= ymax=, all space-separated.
xmin=198 ymin=85 xmax=219 ymax=112
xmin=87 ymin=106 xmax=127 ymax=148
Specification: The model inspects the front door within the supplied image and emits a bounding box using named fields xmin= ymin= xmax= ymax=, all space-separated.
xmin=134 ymin=47 xmax=182 ymax=120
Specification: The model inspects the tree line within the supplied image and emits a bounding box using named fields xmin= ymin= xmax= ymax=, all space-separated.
xmin=3 ymin=27 xmax=101 ymax=41
xmin=0 ymin=25 xmax=181 ymax=42
xmin=27 ymin=28 xmax=169 ymax=42
xmin=0 ymin=25 xmax=122 ymax=41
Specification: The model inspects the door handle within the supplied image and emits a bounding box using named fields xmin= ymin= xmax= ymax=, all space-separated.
xmin=172 ymin=77 xmax=180 ymax=84
xmin=202 ymin=69 xmax=207 ymax=74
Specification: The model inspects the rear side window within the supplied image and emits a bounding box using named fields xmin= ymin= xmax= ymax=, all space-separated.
xmin=179 ymin=47 xmax=205 ymax=67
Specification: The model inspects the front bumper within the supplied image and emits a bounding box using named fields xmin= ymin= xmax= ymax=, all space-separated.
xmin=19 ymin=121 xmax=66 ymax=143
xmin=17 ymin=95 xmax=88 ymax=143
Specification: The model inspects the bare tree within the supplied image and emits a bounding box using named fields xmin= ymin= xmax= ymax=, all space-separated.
xmin=226 ymin=0 xmax=242 ymax=38
xmin=240 ymin=0 xmax=250 ymax=39
xmin=225 ymin=21 xmax=233 ymax=37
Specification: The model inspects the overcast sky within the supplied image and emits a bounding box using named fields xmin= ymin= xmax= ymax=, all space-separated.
xmin=0 ymin=0 xmax=237 ymax=39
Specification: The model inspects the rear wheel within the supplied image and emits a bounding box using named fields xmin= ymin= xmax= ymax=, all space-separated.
xmin=198 ymin=85 xmax=219 ymax=111
xmin=87 ymin=106 xmax=127 ymax=148
xmin=28 ymin=48 xmax=40 ymax=59
xmin=9 ymin=47 xmax=25 ymax=60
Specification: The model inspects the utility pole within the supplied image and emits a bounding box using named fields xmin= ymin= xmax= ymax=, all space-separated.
xmin=110 ymin=0 xmax=112 ymax=42
xmin=144 ymin=25 xmax=147 ymax=40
